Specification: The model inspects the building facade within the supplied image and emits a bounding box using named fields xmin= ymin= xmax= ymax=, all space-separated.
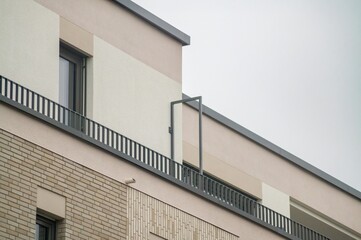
xmin=0 ymin=0 xmax=360 ymax=239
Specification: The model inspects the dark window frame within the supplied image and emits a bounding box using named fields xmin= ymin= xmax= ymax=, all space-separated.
xmin=59 ymin=43 xmax=87 ymax=116
xmin=36 ymin=214 xmax=56 ymax=240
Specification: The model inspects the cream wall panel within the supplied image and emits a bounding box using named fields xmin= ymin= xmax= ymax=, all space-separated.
xmin=261 ymin=183 xmax=290 ymax=217
xmin=0 ymin=0 xmax=59 ymax=101
xmin=92 ymin=37 xmax=182 ymax=161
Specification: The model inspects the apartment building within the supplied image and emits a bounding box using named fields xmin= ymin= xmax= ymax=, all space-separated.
xmin=0 ymin=0 xmax=360 ymax=239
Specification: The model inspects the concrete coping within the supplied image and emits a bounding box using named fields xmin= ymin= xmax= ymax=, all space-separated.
xmin=113 ymin=0 xmax=190 ymax=46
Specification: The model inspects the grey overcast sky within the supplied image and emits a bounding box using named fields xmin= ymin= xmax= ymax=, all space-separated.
xmin=132 ymin=0 xmax=361 ymax=191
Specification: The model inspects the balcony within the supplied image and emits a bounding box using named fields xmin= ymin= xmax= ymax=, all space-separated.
xmin=0 ymin=75 xmax=330 ymax=240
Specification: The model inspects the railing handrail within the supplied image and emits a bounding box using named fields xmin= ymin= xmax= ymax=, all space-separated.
xmin=0 ymin=75 xmax=330 ymax=240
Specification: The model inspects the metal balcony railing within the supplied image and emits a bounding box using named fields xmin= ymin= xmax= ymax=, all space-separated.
xmin=0 ymin=75 xmax=330 ymax=240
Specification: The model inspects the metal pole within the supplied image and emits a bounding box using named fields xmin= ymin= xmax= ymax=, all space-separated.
xmin=199 ymin=97 xmax=203 ymax=175
xmin=170 ymin=103 xmax=174 ymax=160
xmin=170 ymin=96 xmax=203 ymax=175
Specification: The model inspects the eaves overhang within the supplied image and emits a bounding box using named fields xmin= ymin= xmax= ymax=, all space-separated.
xmin=183 ymin=93 xmax=361 ymax=201
xmin=113 ymin=0 xmax=190 ymax=46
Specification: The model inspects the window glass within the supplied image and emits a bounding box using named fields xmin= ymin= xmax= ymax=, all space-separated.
xmin=59 ymin=44 xmax=86 ymax=115
xmin=59 ymin=44 xmax=87 ymax=130
xmin=59 ymin=57 xmax=71 ymax=108
xmin=36 ymin=215 xmax=55 ymax=240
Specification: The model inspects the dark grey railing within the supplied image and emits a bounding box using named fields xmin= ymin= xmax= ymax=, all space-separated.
xmin=0 ymin=76 xmax=330 ymax=240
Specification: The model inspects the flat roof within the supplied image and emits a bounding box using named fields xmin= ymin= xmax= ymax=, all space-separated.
xmin=113 ymin=0 xmax=190 ymax=46
xmin=183 ymin=94 xmax=361 ymax=201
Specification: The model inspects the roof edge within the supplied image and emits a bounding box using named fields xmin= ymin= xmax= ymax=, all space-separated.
xmin=113 ymin=0 xmax=190 ymax=46
xmin=182 ymin=93 xmax=361 ymax=201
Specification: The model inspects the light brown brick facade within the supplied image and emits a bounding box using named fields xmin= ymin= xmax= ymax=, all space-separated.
xmin=128 ymin=188 xmax=239 ymax=240
xmin=0 ymin=129 xmax=127 ymax=239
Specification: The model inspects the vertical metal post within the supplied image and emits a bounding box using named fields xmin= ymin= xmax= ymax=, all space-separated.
xmin=170 ymin=96 xmax=203 ymax=175
xmin=198 ymin=97 xmax=203 ymax=175
xmin=170 ymin=103 xmax=174 ymax=160
xmin=170 ymin=103 xmax=175 ymax=177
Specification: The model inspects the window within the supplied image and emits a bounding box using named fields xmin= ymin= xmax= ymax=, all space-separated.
xmin=35 ymin=215 xmax=56 ymax=240
xmin=59 ymin=43 xmax=86 ymax=129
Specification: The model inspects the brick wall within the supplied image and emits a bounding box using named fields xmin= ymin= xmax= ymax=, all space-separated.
xmin=128 ymin=188 xmax=239 ymax=240
xmin=0 ymin=129 xmax=127 ymax=239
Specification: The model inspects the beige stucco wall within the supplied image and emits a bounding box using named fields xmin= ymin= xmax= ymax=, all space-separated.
xmin=34 ymin=0 xmax=183 ymax=83
xmin=0 ymin=0 xmax=59 ymax=102
xmin=0 ymin=103 xmax=285 ymax=240
xmin=91 ymin=36 xmax=182 ymax=161
xmin=182 ymin=104 xmax=361 ymax=234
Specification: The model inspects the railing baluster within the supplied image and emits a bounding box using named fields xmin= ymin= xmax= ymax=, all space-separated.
xmin=14 ymin=82 xmax=18 ymax=102
xmin=129 ymin=140 xmax=133 ymax=157
xmin=125 ymin=137 xmax=129 ymax=155
xmin=90 ymin=121 xmax=94 ymax=139
xmin=46 ymin=98 xmax=49 ymax=116
xmin=9 ymin=80 xmax=13 ymax=100
xmin=30 ymin=91 xmax=33 ymax=109
xmin=111 ymin=130 xmax=114 ymax=148
xmin=138 ymin=145 xmax=142 ymax=162
xmin=142 ymin=146 xmax=146 ymax=163
xmin=160 ymin=155 xmax=163 ymax=172
xmin=4 ymin=78 xmax=8 ymax=97
xmin=115 ymin=133 xmax=119 ymax=151
xmin=62 ymin=107 xmax=65 ymax=124
xmin=36 ymin=93 xmax=39 ymax=112
xmin=42 ymin=96 xmax=45 ymax=114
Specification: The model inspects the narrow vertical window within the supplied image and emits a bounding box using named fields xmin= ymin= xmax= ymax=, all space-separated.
xmin=36 ymin=215 xmax=56 ymax=240
xmin=59 ymin=44 xmax=86 ymax=129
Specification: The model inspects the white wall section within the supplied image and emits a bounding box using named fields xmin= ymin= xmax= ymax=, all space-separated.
xmin=91 ymin=37 xmax=182 ymax=161
xmin=0 ymin=0 xmax=59 ymax=102
xmin=262 ymin=183 xmax=290 ymax=217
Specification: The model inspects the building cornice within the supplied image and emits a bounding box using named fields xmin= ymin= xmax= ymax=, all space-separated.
xmin=113 ymin=0 xmax=190 ymax=46
xmin=183 ymin=93 xmax=361 ymax=201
